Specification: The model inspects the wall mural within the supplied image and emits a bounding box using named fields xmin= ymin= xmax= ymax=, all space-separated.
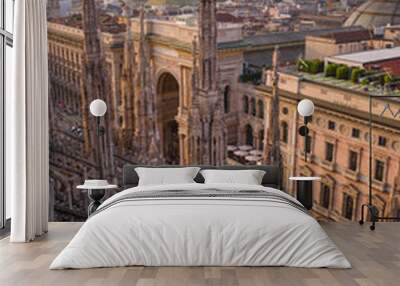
xmin=47 ymin=0 xmax=400 ymax=223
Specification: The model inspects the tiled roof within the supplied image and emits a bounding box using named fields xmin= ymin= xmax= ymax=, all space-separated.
xmin=316 ymin=29 xmax=371 ymax=43
xmin=216 ymin=13 xmax=243 ymax=23
xmin=219 ymin=26 xmax=366 ymax=49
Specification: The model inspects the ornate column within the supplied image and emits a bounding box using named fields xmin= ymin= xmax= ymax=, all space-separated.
xmin=263 ymin=46 xmax=281 ymax=167
xmin=193 ymin=0 xmax=226 ymax=165
xmin=81 ymin=0 xmax=114 ymax=179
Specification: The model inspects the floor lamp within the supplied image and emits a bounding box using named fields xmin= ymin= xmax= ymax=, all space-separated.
xmin=293 ymin=99 xmax=317 ymax=210
xmin=297 ymin=99 xmax=314 ymax=162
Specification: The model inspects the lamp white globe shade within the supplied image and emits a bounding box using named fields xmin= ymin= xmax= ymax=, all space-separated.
xmin=89 ymin=99 xmax=107 ymax=117
xmin=297 ymin=99 xmax=314 ymax=117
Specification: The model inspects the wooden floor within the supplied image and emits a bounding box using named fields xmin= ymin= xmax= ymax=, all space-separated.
xmin=0 ymin=222 xmax=399 ymax=286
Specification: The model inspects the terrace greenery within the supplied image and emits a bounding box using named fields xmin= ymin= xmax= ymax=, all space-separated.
xmin=351 ymin=68 xmax=365 ymax=83
xmin=298 ymin=59 xmax=399 ymax=88
xmin=297 ymin=59 xmax=324 ymax=74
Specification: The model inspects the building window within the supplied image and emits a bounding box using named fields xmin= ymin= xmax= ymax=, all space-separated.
xmin=374 ymin=159 xmax=385 ymax=182
xmin=320 ymin=183 xmax=330 ymax=209
xmin=257 ymin=100 xmax=264 ymax=119
xmin=348 ymin=150 xmax=358 ymax=171
xmin=243 ymin=95 xmax=249 ymax=114
xmin=342 ymin=193 xmax=354 ymax=220
xmin=223 ymin=85 xmax=230 ymax=113
xmin=245 ymin=124 xmax=253 ymax=146
xmin=328 ymin=120 xmax=336 ymax=130
xmin=378 ymin=136 xmax=387 ymax=147
xmin=251 ymin=97 xmax=256 ymax=116
xmin=325 ymin=142 xmax=334 ymax=162
xmin=282 ymin=107 xmax=289 ymax=114
xmin=281 ymin=121 xmax=288 ymax=143
xmin=351 ymin=128 xmax=360 ymax=138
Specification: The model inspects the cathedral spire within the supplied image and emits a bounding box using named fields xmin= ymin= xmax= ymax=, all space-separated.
xmin=134 ymin=6 xmax=163 ymax=164
xmin=191 ymin=36 xmax=199 ymax=109
xmin=81 ymin=0 xmax=114 ymax=179
xmin=120 ymin=19 xmax=136 ymax=149
xmin=191 ymin=0 xmax=225 ymax=165
xmin=198 ymin=0 xmax=218 ymax=92
xmin=263 ymin=45 xmax=281 ymax=166
xmin=135 ymin=6 xmax=148 ymax=152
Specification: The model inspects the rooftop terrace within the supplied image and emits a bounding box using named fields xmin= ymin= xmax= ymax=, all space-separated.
xmin=283 ymin=66 xmax=400 ymax=99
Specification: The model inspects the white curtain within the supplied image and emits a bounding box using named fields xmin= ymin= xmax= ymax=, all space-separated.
xmin=7 ymin=0 xmax=49 ymax=242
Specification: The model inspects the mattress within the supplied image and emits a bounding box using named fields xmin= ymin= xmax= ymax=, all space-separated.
xmin=50 ymin=183 xmax=351 ymax=269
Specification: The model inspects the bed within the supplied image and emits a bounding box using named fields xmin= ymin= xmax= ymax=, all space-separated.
xmin=50 ymin=165 xmax=351 ymax=269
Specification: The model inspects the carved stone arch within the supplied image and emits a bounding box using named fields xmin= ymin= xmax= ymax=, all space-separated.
xmin=343 ymin=184 xmax=360 ymax=198
xmin=155 ymin=68 xmax=181 ymax=93
xmin=156 ymin=71 xmax=180 ymax=164
xmin=321 ymin=174 xmax=336 ymax=187
xmin=299 ymin=165 xmax=313 ymax=177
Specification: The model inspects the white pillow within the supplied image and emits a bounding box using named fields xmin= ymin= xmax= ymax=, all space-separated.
xmin=135 ymin=167 xmax=201 ymax=186
xmin=200 ymin=169 xmax=266 ymax=185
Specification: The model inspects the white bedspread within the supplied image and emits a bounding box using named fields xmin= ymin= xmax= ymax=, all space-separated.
xmin=50 ymin=183 xmax=351 ymax=269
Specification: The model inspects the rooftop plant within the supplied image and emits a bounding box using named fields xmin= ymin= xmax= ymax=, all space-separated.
xmin=336 ymin=65 xmax=349 ymax=80
xmin=325 ymin=63 xmax=338 ymax=77
xmin=351 ymin=68 xmax=365 ymax=83
xmin=297 ymin=59 xmax=324 ymax=74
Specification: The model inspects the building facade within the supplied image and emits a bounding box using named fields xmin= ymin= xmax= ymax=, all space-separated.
xmin=236 ymin=69 xmax=400 ymax=221
xmin=47 ymin=2 xmax=400 ymax=222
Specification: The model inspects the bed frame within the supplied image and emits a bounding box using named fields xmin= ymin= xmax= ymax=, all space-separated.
xmin=122 ymin=165 xmax=282 ymax=190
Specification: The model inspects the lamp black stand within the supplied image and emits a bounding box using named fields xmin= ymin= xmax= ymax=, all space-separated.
xmin=299 ymin=116 xmax=311 ymax=163
xmin=359 ymin=94 xmax=400 ymax=230
xmin=96 ymin=116 xmax=105 ymax=137
xmin=297 ymin=180 xmax=313 ymax=210
xmin=293 ymin=114 xmax=317 ymax=210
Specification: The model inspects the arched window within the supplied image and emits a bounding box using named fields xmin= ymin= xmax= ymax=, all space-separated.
xmin=258 ymin=100 xmax=264 ymax=119
xmin=245 ymin=124 xmax=253 ymax=146
xmin=258 ymin=129 xmax=264 ymax=150
xmin=243 ymin=95 xmax=249 ymax=114
xmin=320 ymin=183 xmax=330 ymax=209
xmin=224 ymin=85 xmax=230 ymax=114
xmin=342 ymin=193 xmax=354 ymax=220
xmin=281 ymin=121 xmax=288 ymax=143
xmin=251 ymin=98 xmax=256 ymax=116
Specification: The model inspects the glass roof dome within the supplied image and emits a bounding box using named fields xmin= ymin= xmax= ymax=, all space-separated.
xmin=344 ymin=0 xmax=400 ymax=28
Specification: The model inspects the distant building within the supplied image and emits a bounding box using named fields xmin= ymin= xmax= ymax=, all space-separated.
xmin=47 ymin=3 xmax=400 ymax=223
xmin=344 ymin=0 xmax=400 ymax=29
xmin=237 ymin=67 xmax=400 ymax=222
xmin=297 ymin=14 xmax=346 ymax=30
xmin=326 ymin=47 xmax=400 ymax=75
xmin=384 ymin=25 xmax=400 ymax=42
xmin=305 ymin=28 xmax=371 ymax=59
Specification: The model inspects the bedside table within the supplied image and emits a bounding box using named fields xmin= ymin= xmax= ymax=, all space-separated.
xmin=289 ymin=177 xmax=321 ymax=210
xmin=77 ymin=183 xmax=118 ymax=216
